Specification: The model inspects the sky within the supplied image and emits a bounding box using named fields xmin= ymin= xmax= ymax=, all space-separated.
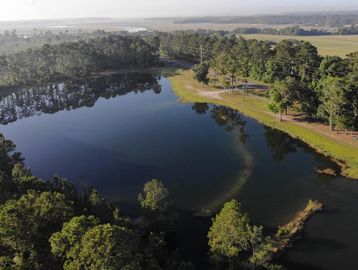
xmin=0 ymin=0 xmax=358 ymax=21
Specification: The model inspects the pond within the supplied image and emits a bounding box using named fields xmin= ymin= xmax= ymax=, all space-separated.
xmin=0 ymin=72 xmax=358 ymax=270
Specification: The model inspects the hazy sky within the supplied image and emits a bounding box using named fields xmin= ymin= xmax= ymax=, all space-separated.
xmin=1 ymin=0 xmax=358 ymax=21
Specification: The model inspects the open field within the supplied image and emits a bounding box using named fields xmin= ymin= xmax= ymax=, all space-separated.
xmin=241 ymin=34 xmax=358 ymax=57
xmin=167 ymin=69 xmax=358 ymax=179
xmin=137 ymin=20 xmax=299 ymax=32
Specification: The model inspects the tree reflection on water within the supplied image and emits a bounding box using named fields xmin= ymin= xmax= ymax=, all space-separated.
xmin=0 ymin=73 xmax=161 ymax=125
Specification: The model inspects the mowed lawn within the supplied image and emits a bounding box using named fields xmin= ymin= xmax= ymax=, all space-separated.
xmin=241 ymin=34 xmax=358 ymax=57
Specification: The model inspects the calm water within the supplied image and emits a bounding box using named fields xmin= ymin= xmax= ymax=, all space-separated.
xmin=1 ymin=73 xmax=358 ymax=270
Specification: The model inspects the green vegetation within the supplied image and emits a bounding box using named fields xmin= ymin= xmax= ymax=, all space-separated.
xmin=52 ymin=222 xmax=138 ymax=269
xmin=0 ymin=35 xmax=159 ymax=88
xmin=208 ymin=200 xmax=251 ymax=258
xmin=267 ymin=78 xmax=297 ymax=121
xmin=208 ymin=199 xmax=317 ymax=269
xmin=192 ymin=61 xmax=210 ymax=83
xmin=138 ymin=179 xmax=171 ymax=214
xmin=241 ymin=34 xmax=358 ymax=57
xmin=0 ymin=29 xmax=111 ymax=55
xmin=0 ymin=28 xmax=355 ymax=267
xmin=138 ymin=179 xmax=175 ymax=232
xmin=158 ymin=31 xmax=237 ymax=63
xmin=234 ymin=25 xmax=358 ymax=36
xmin=173 ymin=13 xmax=358 ymax=27
xmin=208 ymin=200 xmax=278 ymax=269
xmin=319 ymin=77 xmax=347 ymax=131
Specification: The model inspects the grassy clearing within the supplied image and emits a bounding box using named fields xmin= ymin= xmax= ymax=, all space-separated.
xmin=240 ymin=34 xmax=358 ymax=58
xmin=167 ymin=70 xmax=358 ymax=179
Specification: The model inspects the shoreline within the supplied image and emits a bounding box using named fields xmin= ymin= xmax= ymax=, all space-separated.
xmin=165 ymin=69 xmax=358 ymax=179
xmin=3 ymin=66 xmax=356 ymax=179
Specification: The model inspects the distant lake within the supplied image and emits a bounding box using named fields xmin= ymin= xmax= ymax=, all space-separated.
xmin=46 ymin=25 xmax=147 ymax=32
xmin=1 ymin=72 xmax=358 ymax=270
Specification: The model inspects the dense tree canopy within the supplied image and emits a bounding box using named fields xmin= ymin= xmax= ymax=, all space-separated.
xmin=208 ymin=200 xmax=251 ymax=258
xmin=0 ymin=190 xmax=74 ymax=268
xmin=61 ymin=224 xmax=139 ymax=270
xmin=192 ymin=61 xmax=209 ymax=83
xmin=268 ymin=78 xmax=297 ymax=121
xmin=0 ymin=35 xmax=159 ymax=88
xmin=138 ymin=179 xmax=171 ymax=214
xmin=0 ymin=29 xmax=113 ymax=55
xmin=318 ymin=76 xmax=348 ymax=131
xmin=208 ymin=200 xmax=277 ymax=269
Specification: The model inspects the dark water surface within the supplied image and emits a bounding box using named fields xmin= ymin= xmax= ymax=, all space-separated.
xmin=0 ymin=73 xmax=358 ymax=270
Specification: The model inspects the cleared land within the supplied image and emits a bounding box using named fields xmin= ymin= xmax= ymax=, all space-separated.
xmin=136 ymin=20 xmax=297 ymax=32
xmin=241 ymin=34 xmax=358 ymax=57
xmin=167 ymin=69 xmax=358 ymax=179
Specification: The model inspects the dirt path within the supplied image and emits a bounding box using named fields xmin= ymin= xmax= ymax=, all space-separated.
xmin=188 ymin=83 xmax=358 ymax=148
xmin=185 ymin=84 xmax=230 ymax=100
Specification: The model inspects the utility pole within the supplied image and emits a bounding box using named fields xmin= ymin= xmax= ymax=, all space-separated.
xmin=200 ymin=44 xmax=203 ymax=63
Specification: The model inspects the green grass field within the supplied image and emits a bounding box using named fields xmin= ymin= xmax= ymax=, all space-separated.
xmin=240 ymin=34 xmax=358 ymax=58
xmin=167 ymin=70 xmax=358 ymax=179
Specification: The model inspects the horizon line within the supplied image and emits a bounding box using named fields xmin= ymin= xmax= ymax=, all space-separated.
xmin=0 ymin=9 xmax=358 ymax=23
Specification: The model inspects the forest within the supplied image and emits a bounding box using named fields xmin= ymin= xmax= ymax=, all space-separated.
xmin=159 ymin=31 xmax=358 ymax=131
xmin=0 ymin=29 xmax=113 ymax=55
xmin=0 ymin=35 xmax=159 ymax=87
xmin=233 ymin=25 xmax=358 ymax=36
xmin=173 ymin=13 xmax=358 ymax=27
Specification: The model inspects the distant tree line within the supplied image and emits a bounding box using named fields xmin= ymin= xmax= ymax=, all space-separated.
xmin=233 ymin=26 xmax=330 ymax=36
xmin=0 ymin=29 xmax=113 ymax=55
xmin=156 ymin=26 xmax=358 ymax=39
xmin=158 ymin=31 xmax=358 ymax=131
xmin=234 ymin=25 xmax=358 ymax=36
xmin=336 ymin=25 xmax=358 ymax=35
xmin=173 ymin=13 xmax=358 ymax=27
xmin=0 ymin=35 xmax=159 ymax=87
